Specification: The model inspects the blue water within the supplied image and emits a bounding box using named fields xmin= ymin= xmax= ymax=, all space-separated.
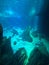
xmin=0 ymin=0 xmax=49 ymax=52
xmin=0 ymin=1 xmax=49 ymax=65
xmin=0 ymin=0 xmax=43 ymax=29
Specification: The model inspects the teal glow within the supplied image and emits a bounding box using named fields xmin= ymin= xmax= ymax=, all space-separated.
xmin=3 ymin=27 xmax=49 ymax=59
xmin=0 ymin=10 xmax=14 ymax=17
xmin=29 ymin=8 xmax=36 ymax=16
xmin=5 ymin=10 xmax=14 ymax=15
xmin=3 ymin=27 xmax=35 ymax=57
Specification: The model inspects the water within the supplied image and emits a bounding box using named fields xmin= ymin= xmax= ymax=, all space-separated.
xmin=0 ymin=0 xmax=49 ymax=65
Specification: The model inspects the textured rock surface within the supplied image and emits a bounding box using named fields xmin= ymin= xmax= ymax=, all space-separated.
xmin=1 ymin=37 xmax=13 ymax=65
xmin=0 ymin=25 xmax=49 ymax=65
xmin=21 ymin=26 xmax=33 ymax=42
xmin=9 ymin=48 xmax=27 ymax=65
xmin=0 ymin=24 xmax=3 ymax=45
xmin=27 ymin=47 xmax=49 ymax=65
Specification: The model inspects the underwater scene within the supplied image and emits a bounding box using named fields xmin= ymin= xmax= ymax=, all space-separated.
xmin=0 ymin=0 xmax=49 ymax=65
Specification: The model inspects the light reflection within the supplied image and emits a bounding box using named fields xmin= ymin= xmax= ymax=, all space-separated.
xmin=0 ymin=9 xmax=21 ymax=18
xmin=29 ymin=8 xmax=36 ymax=16
xmin=4 ymin=9 xmax=14 ymax=15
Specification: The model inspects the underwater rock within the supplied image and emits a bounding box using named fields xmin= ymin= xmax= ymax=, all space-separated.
xmin=1 ymin=54 xmax=13 ymax=65
xmin=31 ymin=30 xmax=38 ymax=37
xmin=9 ymin=48 xmax=27 ymax=65
xmin=1 ymin=37 xmax=13 ymax=65
xmin=35 ymin=41 xmax=44 ymax=47
xmin=27 ymin=48 xmax=41 ymax=65
xmin=11 ymin=29 xmax=19 ymax=37
xmin=27 ymin=47 xmax=49 ymax=65
xmin=31 ymin=30 xmax=46 ymax=40
xmin=0 ymin=24 xmax=3 ymax=65
xmin=21 ymin=26 xmax=33 ymax=42
xmin=13 ymin=41 xmax=17 ymax=45
xmin=1 ymin=37 xmax=13 ymax=56
xmin=0 ymin=24 xmax=3 ymax=45
xmin=37 ymin=41 xmax=49 ymax=56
